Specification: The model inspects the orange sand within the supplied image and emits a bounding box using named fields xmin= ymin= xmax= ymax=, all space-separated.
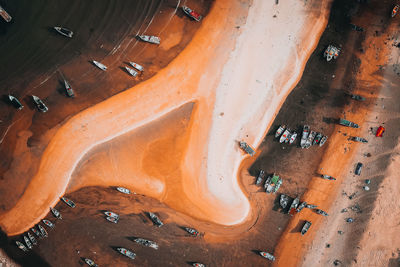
xmin=0 ymin=0 xmax=331 ymax=236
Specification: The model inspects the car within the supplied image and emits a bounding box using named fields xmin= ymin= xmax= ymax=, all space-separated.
xmin=376 ymin=126 xmax=385 ymax=137
xmin=355 ymin=162 xmax=363 ymax=175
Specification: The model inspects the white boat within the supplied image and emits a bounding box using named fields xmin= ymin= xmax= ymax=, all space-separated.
xmin=104 ymin=211 xmax=119 ymax=219
xmin=42 ymin=219 xmax=55 ymax=228
xmin=16 ymin=241 xmax=28 ymax=252
xmin=259 ymin=251 xmax=275 ymax=261
xmin=54 ymin=26 xmax=73 ymax=38
xmin=92 ymin=60 xmax=107 ymax=71
xmin=275 ymin=125 xmax=285 ymax=138
xmin=138 ymin=35 xmax=160 ymax=44
xmin=117 ymin=247 xmax=136 ymax=260
xmin=0 ymin=6 xmax=12 ymax=22
xmin=106 ymin=216 xmax=118 ymax=223
xmin=129 ymin=62 xmax=144 ymax=71
xmin=28 ymin=232 xmax=37 ymax=245
xmin=124 ymin=66 xmax=138 ymax=77
xmin=31 ymin=227 xmax=41 ymax=237
xmin=319 ymin=135 xmax=328 ymax=146
xmin=289 ymin=132 xmax=297 ymax=144
xmin=38 ymin=224 xmax=48 ymax=238
xmin=64 ymin=80 xmax=75 ymax=97
xmin=305 ymin=131 xmax=316 ymax=149
xmin=61 ymin=197 xmax=76 ymax=208
xmin=134 ymin=238 xmax=159 ymax=250
xmin=116 ymin=187 xmax=131 ymax=194
xmin=300 ymin=125 xmax=310 ymax=148
xmin=279 ymin=129 xmax=290 ymax=143
xmin=182 ymin=6 xmax=202 ymax=22
xmin=24 ymin=236 xmax=32 ymax=249
xmin=32 ymin=95 xmax=48 ymax=112
xmin=84 ymin=258 xmax=98 ymax=267
xmin=50 ymin=207 xmax=62 ymax=219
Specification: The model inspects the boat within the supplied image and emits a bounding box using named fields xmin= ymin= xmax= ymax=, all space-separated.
xmin=0 ymin=6 xmax=12 ymax=22
xmin=54 ymin=26 xmax=73 ymax=38
xmin=319 ymin=135 xmax=328 ymax=146
xmin=301 ymin=221 xmax=312 ymax=235
xmin=8 ymin=95 xmax=24 ymax=110
xmin=255 ymin=170 xmax=265 ymax=185
xmin=351 ymin=136 xmax=368 ymax=143
xmin=32 ymin=95 xmax=48 ymax=112
xmin=106 ymin=216 xmax=118 ymax=223
xmin=279 ymin=129 xmax=290 ymax=143
xmin=339 ymin=118 xmax=359 ymax=128
xmin=239 ymin=141 xmax=255 ymax=156
xmin=116 ymin=187 xmax=131 ymax=194
xmin=259 ymin=251 xmax=275 ymax=261
xmin=313 ymin=132 xmax=322 ymax=145
xmin=296 ymin=201 xmax=307 ymax=213
xmin=16 ymin=241 xmax=28 ymax=252
xmin=265 ymin=173 xmax=281 ymax=194
xmin=129 ymin=62 xmax=144 ymax=72
xmin=300 ymin=125 xmax=310 ymax=148
xmin=42 ymin=219 xmax=55 ymax=228
xmin=192 ymin=263 xmax=206 ymax=267
xmin=83 ymin=258 xmax=98 ymax=267
xmin=315 ymin=209 xmax=328 ymax=216
xmin=350 ymin=94 xmax=365 ymax=101
xmin=148 ymin=212 xmax=164 ymax=227
xmin=117 ymin=247 xmax=136 ymax=260
xmin=182 ymin=6 xmax=202 ymax=22
xmin=124 ymin=66 xmax=138 ymax=77
xmin=24 ymin=235 xmax=33 ymax=249
xmin=279 ymin=194 xmax=289 ymax=209
xmin=92 ymin=60 xmax=107 ymax=71
xmin=392 ymin=4 xmax=399 ymax=17
xmin=64 ymin=79 xmax=75 ymax=97
xmin=61 ymin=197 xmax=76 ymax=208
xmin=275 ymin=125 xmax=285 ymax=138
xmin=184 ymin=227 xmax=200 ymax=237
xmin=288 ymin=197 xmax=300 ymax=215
xmin=324 ymin=45 xmax=340 ymax=61
xmin=305 ymin=130 xmax=316 ymax=149
xmin=31 ymin=227 xmax=41 ymax=237
xmin=104 ymin=211 xmax=119 ymax=219
xmin=321 ymin=174 xmax=336 ymax=180
xmin=50 ymin=207 xmax=62 ymax=219
xmin=306 ymin=204 xmax=317 ymax=209
xmin=134 ymin=238 xmax=159 ymax=250
xmin=27 ymin=232 xmax=37 ymax=245
xmin=38 ymin=225 xmax=48 ymax=237
xmin=289 ymin=132 xmax=297 ymax=144
xmin=138 ymin=35 xmax=160 ymax=45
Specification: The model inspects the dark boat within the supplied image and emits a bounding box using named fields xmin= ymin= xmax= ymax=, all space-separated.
xmin=8 ymin=95 xmax=24 ymax=110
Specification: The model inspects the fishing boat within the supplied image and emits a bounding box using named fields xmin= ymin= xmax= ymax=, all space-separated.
xmin=117 ymin=247 xmax=136 ymax=260
xmin=8 ymin=95 xmax=24 ymax=110
xmin=32 ymin=95 xmax=48 ymax=112
xmin=104 ymin=211 xmax=119 ymax=219
xmin=64 ymin=79 xmax=75 ymax=97
xmin=259 ymin=251 xmax=275 ymax=261
xmin=54 ymin=26 xmax=73 ymax=38
xmin=275 ymin=125 xmax=285 ymax=138
xmin=184 ymin=227 xmax=200 ymax=237
xmin=124 ymin=66 xmax=138 ymax=77
xmin=16 ymin=241 xmax=28 ymax=252
xmin=289 ymin=132 xmax=297 ymax=144
xmin=116 ymin=187 xmax=131 ymax=194
xmin=138 ymin=35 xmax=160 ymax=44
xmin=279 ymin=129 xmax=290 ymax=143
xmin=38 ymin=225 xmax=48 ymax=238
xmin=50 ymin=207 xmax=62 ymax=219
xmin=0 ymin=6 xmax=12 ymax=22
xmin=24 ymin=236 xmax=32 ymax=249
xmin=42 ymin=219 xmax=55 ymax=228
xmin=27 ymin=232 xmax=37 ymax=245
xmin=148 ymin=212 xmax=164 ymax=227
xmin=134 ymin=238 xmax=159 ymax=250
xmin=192 ymin=263 xmax=205 ymax=267
xmin=106 ymin=216 xmax=119 ymax=223
xmin=31 ymin=227 xmax=41 ymax=237
xmin=182 ymin=6 xmax=202 ymax=21
xmin=61 ymin=197 xmax=76 ymax=208
xmin=92 ymin=60 xmax=107 ymax=71
xmin=129 ymin=62 xmax=144 ymax=71
xmin=84 ymin=258 xmax=98 ymax=267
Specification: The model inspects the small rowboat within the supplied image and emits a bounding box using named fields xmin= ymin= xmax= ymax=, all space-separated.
xmin=129 ymin=62 xmax=144 ymax=71
xmin=106 ymin=216 xmax=119 ymax=223
xmin=84 ymin=258 xmax=98 ymax=267
xmin=289 ymin=132 xmax=297 ymax=144
xmin=104 ymin=211 xmax=119 ymax=219
xmin=275 ymin=125 xmax=285 ymax=138
xmin=124 ymin=66 xmax=138 ymax=77
xmin=184 ymin=227 xmax=200 ymax=236
xmin=38 ymin=225 xmax=48 ymax=238
xmin=92 ymin=60 xmax=107 ymax=71
xmin=54 ymin=26 xmax=73 ymax=38
xmin=0 ymin=6 xmax=12 ymax=22
xmin=28 ymin=232 xmax=37 ymax=245
xmin=42 ymin=219 xmax=55 ymax=228
xmin=8 ymin=95 xmax=24 ymax=110
xmin=116 ymin=187 xmax=131 ymax=194
xmin=32 ymin=95 xmax=48 ymax=112
xmin=61 ymin=197 xmax=76 ymax=208
xmin=31 ymin=227 xmax=41 ymax=237
xmin=16 ymin=241 xmax=28 ymax=252
xmin=117 ymin=247 xmax=136 ymax=260
xmin=259 ymin=251 xmax=275 ymax=261
xmin=24 ymin=236 xmax=32 ymax=249
xmin=64 ymin=80 xmax=75 ymax=97
xmin=138 ymin=35 xmax=160 ymax=44
xmin=50 ymin=207 xmax=62 ymax=219
xmin=182 ymin=6 xmax=202 ymax=22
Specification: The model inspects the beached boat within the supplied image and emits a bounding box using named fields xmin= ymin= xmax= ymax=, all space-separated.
xmin=84 ymin=258 xmax=98 ymax=267
xmin=296 ymin=201 xmax=307 ymax=213
xmin=313 ymin=132 xmax=322 ymax=145
xmin=116 ymin=187 xmax=131 ymax=194
xmin=321 ymin=174 xmax=336 ymax=181
xmin=42 ymin=219 xmax=55 ymax=228
xmin=324 ymin=45 xmax=340 ymax=61
xmin=134 ymin=238 xmax=159 ymax=250
xmin=315 ymin=209 xmax=328 ymax=216
xmin=50 ymin=207 xmax=62 ymax=219
xmin=106 ymin=216 xmax=118 ymax=223
xmin=27 ymin=232 xmax=37 ymax=245
xmin=392 ymin=4 xmax=399 ymax=17
xmin=0 ymin=6 xmax=12 ymax=22
xmin=138 ymin=35 xmax=160 ymax=44
xmin=239 ymin=141 xmax=255 ymax=156
xmin=265 ymin=173 xmax=281 ymax=194
xmin=288 ymin=197 xmax=300 ymax=215
xmin=319 ymin=135 xmax=328 ymax=146
xmin=182 ymin=6 xmax=202 ymax=22
xmin=54 ymin=26 xmax=73 ymax=38
xmin=351 ymin=136 xmax=368 ymax=143
xmin=305 ymin=130 xmax=316 ymax=149
xmin=192 ymin=263 xmax=205 ymax=267
xmin=148 ymin=212 xmax=164 ymax=227
xmin=8 ymin=95 xmax=24 ymax=110
xmin=275 ymin=125 xmax=285 ymax=138
xmin=24 ymin=235 xmax=32 ymax=249
xmin=31 ymin=227 xmax=41 ymax=237
xmin=124 ymin=66 xmax=138 ymax=77
xmin=259 ymin=251 xmax=275 ymax=261
xmin=256 ymin=170 xmax=265 ymax=185
xmin=38 ymin=224 xmax=48 ymax=238
xmin=129 ymin=62 xmax=144 ymax=71
xmin=289 ymin=132 xmax=297 ymax=144
xmin=280 ymin=194 xmax=289 ymax=209
xmin=61 ymin=197 xmax=76 ymax=208
xmin=301 ymin=221 xmax=312 ymax=235
xmin=64 ymin=79 xmax=75 ymax=97
xmin=339 ymin=118 xmax=359 ymax=128
xmin=16 ymin=241 xmax=28 ymax=252
xmin=117 ymin=247 xmax=136 ymax=260
xmin=184 ymin=227 xmax=200 ymax=237
xmin=279 ymin=129 xmax=290 ymax=143
xmin=300 ymin=125 xmax=310 ymax=148
xmin=104 ymin=211 xmax=119 ymax=219
xmin=32 ymin=95 xmax=48 ymax=112
xmin=92 ymin=60 xmax=107 ymax=71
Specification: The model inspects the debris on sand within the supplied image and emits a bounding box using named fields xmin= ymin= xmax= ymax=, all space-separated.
xmin=338 ymin=230 xmax=344 ymax=235
xmin=333 ymin=259 xmax=342 ymax=265
xmin=363 ymin=185 xmax=370 ymax=191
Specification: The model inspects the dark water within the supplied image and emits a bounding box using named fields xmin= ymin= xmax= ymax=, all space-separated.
xmin=0 ymin=0 xmax=162 ymax=90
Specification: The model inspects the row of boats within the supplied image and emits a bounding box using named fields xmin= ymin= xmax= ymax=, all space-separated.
xmin=276 ymin=124 xmax=328 ymax=148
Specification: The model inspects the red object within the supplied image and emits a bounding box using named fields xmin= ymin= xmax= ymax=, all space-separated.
xmin=376 ymin=126 xmax=385 ymax=137
xmin=190 ymin=11 xmax=201 ymax=20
